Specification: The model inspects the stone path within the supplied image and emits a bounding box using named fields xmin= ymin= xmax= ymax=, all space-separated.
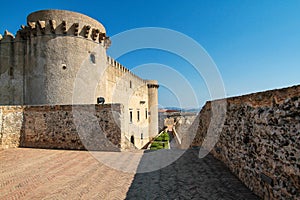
xmin=0 ymin=148 xmax=260 ymax=199
xmin=127 ymin=149 xmax=260 ymax=200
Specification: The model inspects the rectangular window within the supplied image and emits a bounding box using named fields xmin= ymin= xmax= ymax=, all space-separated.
xmin=129 ymin=110 xmax=133 ymax=123
xmin=137 ymin=110 xmax=140 ymax=122
xmin=145 ymin=108 xmax=148 ymax=119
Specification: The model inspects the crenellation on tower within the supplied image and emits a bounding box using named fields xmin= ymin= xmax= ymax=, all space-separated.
xmin=61 ymin=20 xmax=67 ymax=34
xmin=27 ymin=21 xmax=36 ymax=29
xmin=49 ymin=20 xmax=56 ymax=33
xmin=17 ymin=21 xmax=109 ymax=44
xmin=3 ymin=30 xmax=14 ymax=39
xmin=37 ymin=21 xmax=46 ymax=34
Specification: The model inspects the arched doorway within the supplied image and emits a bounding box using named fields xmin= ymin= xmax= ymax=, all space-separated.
xmin=130 ymin=135 xmax=135 ymax=145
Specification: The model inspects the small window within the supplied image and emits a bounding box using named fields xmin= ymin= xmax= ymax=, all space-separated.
xmin=137 ymin=110 xmax=140 ymax=122
xmin=90 ymin=53 xmax=96 ymax=64
xmin=141 ymin=133 xmax=143 ymax=140
xmin=145 ymin=108 xmax=148 ymax=119
xmin=129 ymin=110 xmax=133 ymax=123
xmin=130 ymin=80 xmax=132 ymax=88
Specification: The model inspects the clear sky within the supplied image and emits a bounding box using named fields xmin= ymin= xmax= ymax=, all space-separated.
xmin=0 ymin=0 xmax=299 ymax=108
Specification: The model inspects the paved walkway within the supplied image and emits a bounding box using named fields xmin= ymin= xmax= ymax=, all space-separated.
xmin=0 ymin=148 xmax=259 ymax=200
xmin=127 ymin=149 xmax=260 ymax=200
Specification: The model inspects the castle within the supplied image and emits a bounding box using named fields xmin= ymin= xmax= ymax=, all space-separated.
xmin=0 ymin=10 xmax=159 ymax=150
xmin=1 ymin=9 xmax=299 ymax=199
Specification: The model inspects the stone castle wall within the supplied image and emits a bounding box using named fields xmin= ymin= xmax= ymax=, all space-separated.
xmin=192 ymin=85 xmax=300 ymax=199
xmin=103 ymin=57 xmax=151 ymax=148
xmin=0 ymin=104 xmax=123 ymax=151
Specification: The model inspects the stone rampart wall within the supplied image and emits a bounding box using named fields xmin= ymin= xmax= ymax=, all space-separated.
xmin=0 ymin=104 xmax=122 ymax=151
xmin=192 ymin=85 xmax=300 ymax=199
xmin=0 ymin=106 xmax=24 ymax=149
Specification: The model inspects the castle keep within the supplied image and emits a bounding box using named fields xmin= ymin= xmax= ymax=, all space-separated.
xmin=0 ymin=10 xmax=159 ymax=150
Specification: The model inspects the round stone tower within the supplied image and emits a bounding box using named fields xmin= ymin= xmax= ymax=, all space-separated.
xmin=20 ymin=10 xmax=110 ymax=105
xmin=147 ymin=80 xmax=159 ymax=139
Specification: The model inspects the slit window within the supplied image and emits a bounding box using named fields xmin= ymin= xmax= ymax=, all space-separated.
xmin=129 ymin=110 xmax=133 ymax=123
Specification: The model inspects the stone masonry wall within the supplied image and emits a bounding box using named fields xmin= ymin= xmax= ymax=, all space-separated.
xmin=0 ymin=106 xmax=24 ymax=149
xmin=0 ymin=104 xmax=123 ymax=151
xmin=192 ymin=85 xmax=300 ymax=199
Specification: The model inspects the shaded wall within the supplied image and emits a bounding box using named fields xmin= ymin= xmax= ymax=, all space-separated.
xmin=192 ymin=85 xmax=300 ymax=199
xmin=0 ymin=34 xmax=24 ymax=105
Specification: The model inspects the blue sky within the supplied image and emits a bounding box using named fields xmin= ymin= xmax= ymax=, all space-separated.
xmin=0 ymin=0 xmax=299 ymax=108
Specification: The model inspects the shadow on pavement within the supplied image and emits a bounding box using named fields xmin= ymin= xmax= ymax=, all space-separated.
xmin=125 ymin=149 xmax=260 ymax=200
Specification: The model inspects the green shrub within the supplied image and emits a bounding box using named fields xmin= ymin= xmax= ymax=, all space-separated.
xmin=151 ymin=142 xmax=159 ymax=147
xmin=150 ymin=143 xmax=164 ymax=150
xmin=162 ymin=133 xmax=170 ymax=141
xmin=151 ymin=136 xmax=171 ymax=150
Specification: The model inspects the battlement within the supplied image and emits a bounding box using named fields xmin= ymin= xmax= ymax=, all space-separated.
xmin=107 ymin=56 xmax=130 ymax=73
xmin=0 ymin=30 xmax=15 ymax=42
xmin=146 ymin=80 xmax=159 ymax=88
xmin=0 ymin=10 xmax=111 ymax=48
xmin=107 ymin=56 xmax=147 ymax=84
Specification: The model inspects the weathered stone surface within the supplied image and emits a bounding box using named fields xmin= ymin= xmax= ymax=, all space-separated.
xmin=0 ymin=106 xmax=23 ymax=149
xmin=0 ymin=104 xmax=124 ymax=151
xmin=192 ymin=84 xmax=300 ymax=199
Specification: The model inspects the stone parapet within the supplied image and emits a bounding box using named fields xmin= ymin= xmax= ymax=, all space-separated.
xmin=191 ymin=84 xmax=300 ymax=199
xmin=0 ymin=104 xmax=123 ymax=151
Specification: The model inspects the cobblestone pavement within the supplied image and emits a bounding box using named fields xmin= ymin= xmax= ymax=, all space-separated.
xmin=0 ymin=148 xmax=260 ymax=200
xmin=126 ymin=149 xmax=260 ymax=200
